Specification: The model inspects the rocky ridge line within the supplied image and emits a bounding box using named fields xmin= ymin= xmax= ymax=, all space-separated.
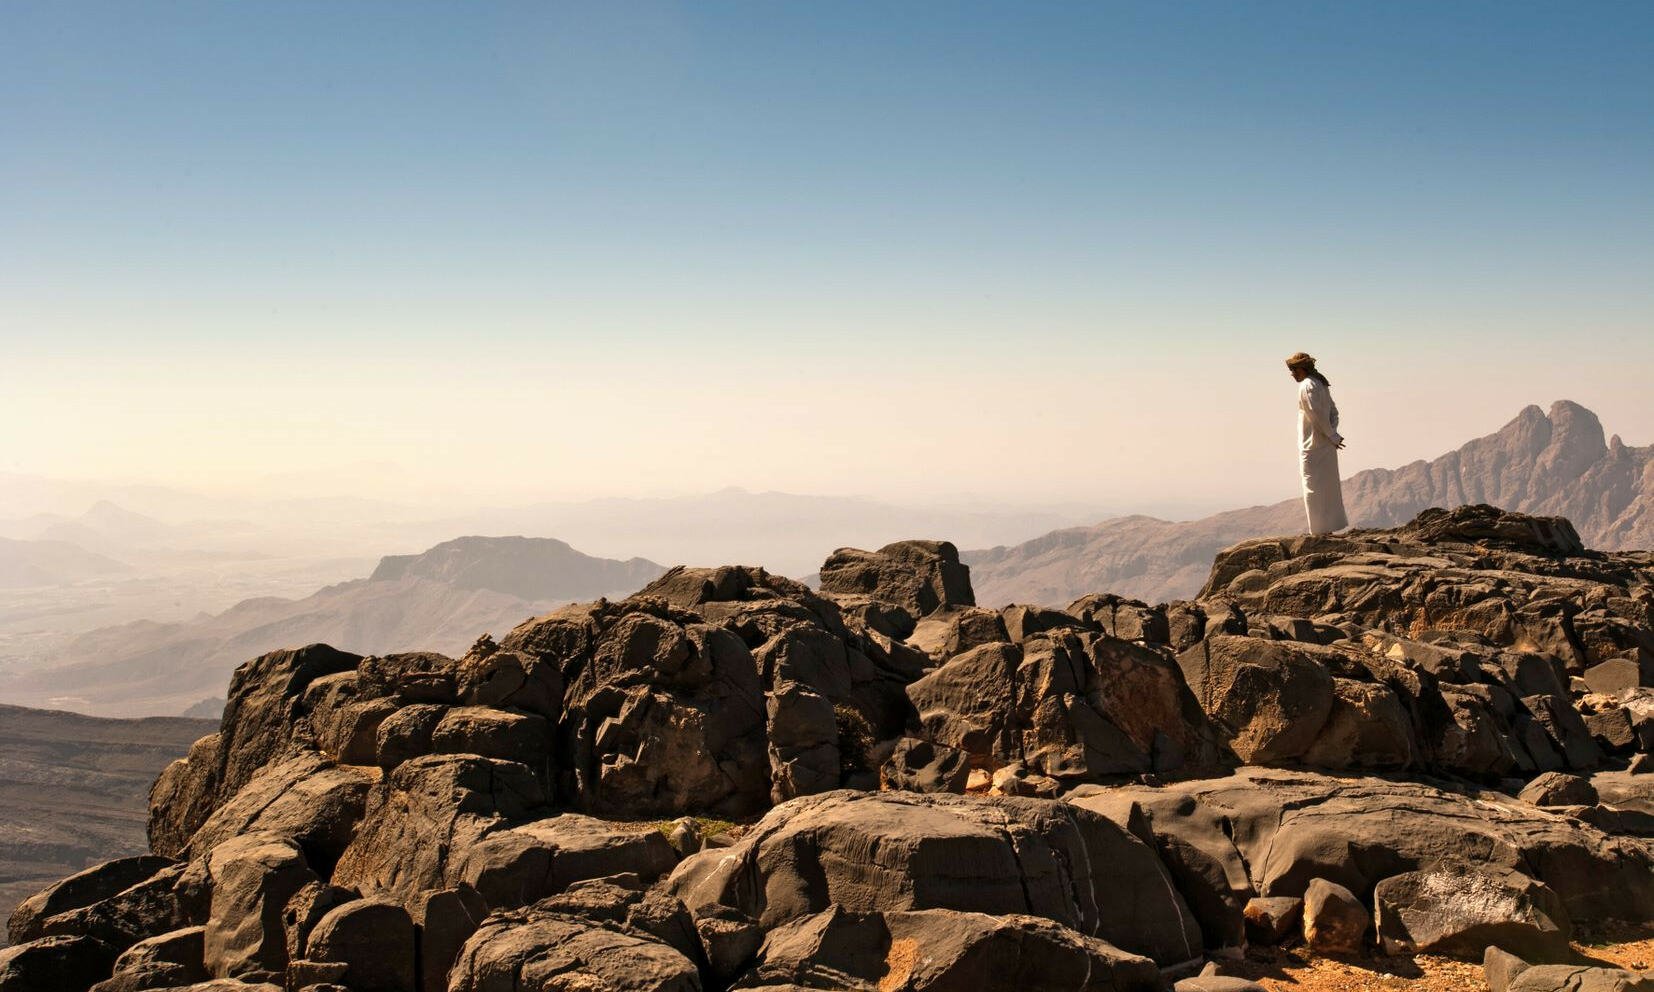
xmin=2 ymin=511 xmax=1652 ymax=992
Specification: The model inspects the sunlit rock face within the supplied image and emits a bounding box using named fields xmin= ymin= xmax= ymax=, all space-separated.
xmin=8 ymin=504 xmax=1654 ymax=991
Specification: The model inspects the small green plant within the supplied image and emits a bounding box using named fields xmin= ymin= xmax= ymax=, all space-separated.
xmin=652 ymin=816 xmax=738 ymax=839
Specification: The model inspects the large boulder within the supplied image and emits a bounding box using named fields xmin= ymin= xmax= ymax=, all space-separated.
xmin=500 ymin=599 xmax=769 ymax=817
xmin=0 ymin=935 xmax=118 ymax=992
xmin=32 ymin=863 xmax=197 ymax=954
xmin=1175 ymin=635 xmax=1335 ymax=764
xmin=908 ymin=631 xmax=1215 ymax=782
xmin=1066 ymin=790 xmax=1251 ymax=952
xmin=1302 ymin=878 xmax=1367 ymax=955
xmin=202 ymin=833 xmax=319 ymax=979
xmin=412 ymin=888 xmax=488 ymax=992
xmin=1068 ymin=595 xmax=1169 ymax=644
xmin=1070 ymin=768 xmax=1654 ymax=933
xmin=818 ymin=540 xmax=974 ymax=617
xmin=450 ymin=814 xmax=679 ymax=911
xmin=91 ymin=926 xmax=209 ymax=992
xmin=430 ymin=706 xmax=553 ymax=774
xmin=447 ymin=909 xmax=700 ymax=992
xmin=907 ymin=607 xmax=1010 ymax=663
xmin=667 ymin=790 xmax=1203 ymax=981
xmin=303 ymin=898 xmax=415 ymax=992
xmin=331 ymin=754 xmax=544 ymax=906
xmin=1373 ymin=864 xmax=1571 ymax=962
xmin=730 ymin=906 xmax=1160 ymax=991
xmin=183 ymin=753 xmax=373 ymax=870
xmin=1520 ymin=771 xmax=1599 ymax=808
xmin=8 ymin=855 xmax=175 ymax=945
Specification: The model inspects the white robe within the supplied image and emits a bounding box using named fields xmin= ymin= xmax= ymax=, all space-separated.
xmin=1298 ymin=377 xmax=1348 ymax=535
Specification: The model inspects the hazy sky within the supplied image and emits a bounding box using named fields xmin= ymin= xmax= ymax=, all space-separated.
xmin=4 ymin=1 xmax=1650 ymax=514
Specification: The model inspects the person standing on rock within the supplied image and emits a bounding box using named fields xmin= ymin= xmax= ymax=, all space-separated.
xmin=1287 ymin=352 xmax=1348 ymax=535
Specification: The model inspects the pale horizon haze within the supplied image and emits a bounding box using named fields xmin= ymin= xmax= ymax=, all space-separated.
xmin=4 ymin=2 xmax=1651 ymax=517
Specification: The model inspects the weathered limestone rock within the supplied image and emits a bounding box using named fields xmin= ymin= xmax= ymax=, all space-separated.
xmin=1175 ymin=635 xmax=1335 ymax=764
xmin=1373 ymin=864 xmax=1571 ymax=962
xmin=909 ymin=631 xmax=1215 ymax=783
xmin=203 ymin=834 xmax=319 ymax=979
xmin=535 ymin=875 xmax=705 ymax=969
xmin=373 ymin=703 xmax=447 ymax=772
xmin=91 ymin=926 xmax=208 ymax=992
xmin=1075 ymin=766 xmax=1654 ymax=957
xmin=455 ymin=647 xmax=562 ymax=718
xmin=184 ymin=753 xmax=373 ymax=869
xmin=1301 ymin=678 xmax=1416 ymax=769
xmin=356 ymin=652 xmax=458 ymax=704
xmin=731 ymin=906 xmax=1160 ymax=992
xmin=502 ymin=599 xmax=769 ymax=817
xmin=1002 ymin=603 xmax=1091 ymax=643
xmin=331 ymin=754 xmax=545 ymax=905
xmin=668 ymin=790 xmax=1203 ymax=981
xmin=1585 ymin=658 xmax=1644 ymax=696
xmin=447 ymin=909 xmax=700 ymax=992
xmin=281 ymin=883 xmax=355 ymax=966
xmin=880 ymin=737 xmax=970 ymax=794
xmin=818 ymin=540 xmax=974 ymax=617
xmin=764 ymin=680 xmax=840 ymax=802
xmin=0 ymin=935 xmax=118 ymax=992
xmin=1242 ymin=897 xmax=1302 ymax=945
xmin=303 ymin=898 xmax=415 ymax=992
xmin=1067 ymin=787 xmax=1252 ymax=952
xmin=413 ymin=887 xmax=488 ymax=992
xmin=907 ymin=606 xmax=1010 ymax=662
xmin=451 ymin=813 xmax=679 ymax=911
xmin=7 ymin=855 xmax=175 ymax=945
xmin=33 ymin=862 xmax=196 ymax=955
xmin=1509 ymin=964 xmax=1654 ymax=992
xmin=302 ymin=673 xmax=395 ymax=765
xmin=430 ymin=706 xmax=553 ymax=775
xmin=1302 ymin=878 xmax=1367 ymax=955
xmin=1485 ymin=945 xmax=1530 ymax=992
xmin=1520 ymin=771 xmax=1599 ymax=807
xmin=1068 ymin=594 xmax=1169 ymax=644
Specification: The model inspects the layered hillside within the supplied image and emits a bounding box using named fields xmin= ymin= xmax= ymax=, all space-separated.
xmin=968 ymin=400 xmax=1654 ymax=606
xmin=0 ymin=705 xmax=215 ymax=949
xmin=369 ymin=535 xmax=663 ymax=601
xmin=0 ymin=538 xmax=664 ymax=719
xmin=0 ymin=540 xmax=129 ymax=589
xmin=6 ymin=509 xmax=1652 ymax=991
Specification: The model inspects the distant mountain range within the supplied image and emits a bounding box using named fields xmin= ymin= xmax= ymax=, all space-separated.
xmin=370 ymin=535 xmax=662 ymax=601
xmin=0 ymin=537 xmax=666 ymax=718
xmin=966 ymin=401 xmax=1653 ymax=607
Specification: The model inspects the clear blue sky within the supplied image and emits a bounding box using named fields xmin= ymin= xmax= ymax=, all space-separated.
xmin=3 ymin=2 xmax=1651 ymax=508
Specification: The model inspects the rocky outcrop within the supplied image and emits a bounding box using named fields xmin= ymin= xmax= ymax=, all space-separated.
xmin=448 ymin=908 xmax=700 ymax=992
xmin=731 ymin=906 xmax=1161 ymax=991
xmin=667 ymin=789 xmax=1204 ymax=980
xmin=9 ymin=505 xmax=1654 ymax=991
xmin=819 ymin=540 xmax=974 ymax=617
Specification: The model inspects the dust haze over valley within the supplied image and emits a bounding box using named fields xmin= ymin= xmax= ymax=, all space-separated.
xmin=3 ymin=398 xmax=1649 ymax=719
